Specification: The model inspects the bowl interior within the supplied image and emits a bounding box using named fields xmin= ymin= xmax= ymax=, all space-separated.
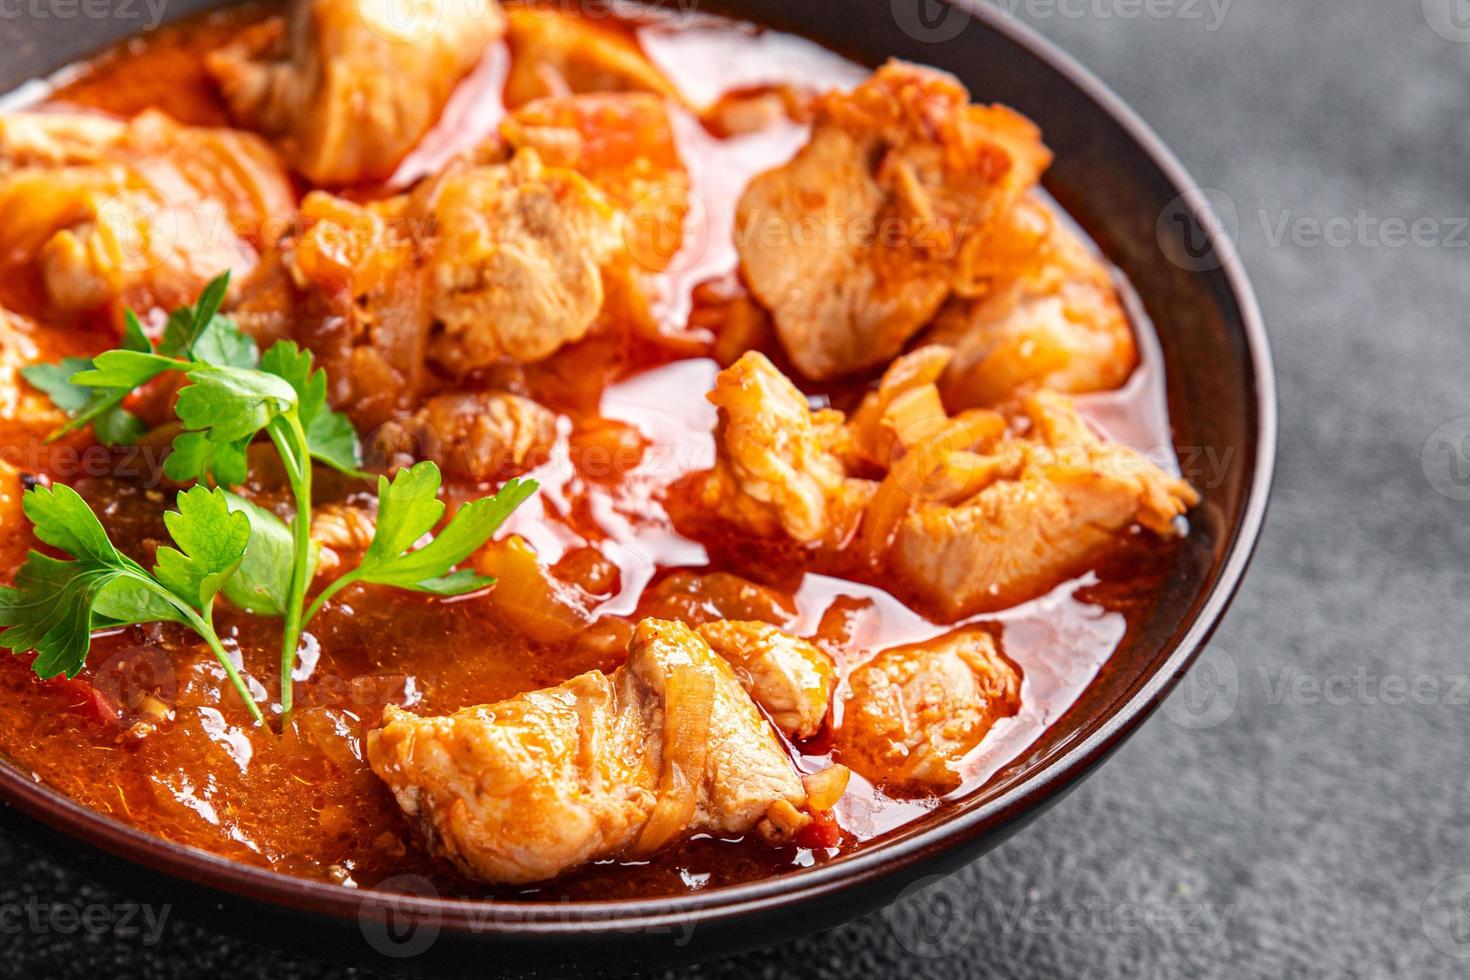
xmin=0 ymin=0 xmax=1272 ymax=942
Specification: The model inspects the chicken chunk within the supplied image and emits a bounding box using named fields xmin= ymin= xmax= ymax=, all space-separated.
xmin=501 ymin=93 xmax=690 ymax=272
xmin=735 ymin=60 xmax=1051 ymax=380
xmin=836 ymin=628 xmax=1020 ymax=795
xmin=308 ymin=501 xmax=376 ymax=579
xmin=373 ymin=389 xmax=558 ymax=482
xmin=424 ymin=149 xmax=623 ymax=371
xmin=0 ymin=307 xmax=74 ymax=444
xmin=207 ymin=0 xmax=506 ymax=184
xmin=689 ymin=349 xmax=1195 ymax=615
xmin=0 ymin=110 xmax=293 ymax=324
xmin=637 ymin=570 xmax=797 ymax=629
xmin=887 ymin=390 xmax=1199 ymax=617
xmin=694 ymin=352 xmax=875 ymax=547
xmin=367 ymin=618 xmax=807 ymax=884
xmin=503 ymin=7 xmax=678 ymax=109
xmin=927 ymin=199 xmax=1137 ymax=405
xmin=234 ymin=148 xmax=619 ymax=424
xmin=696 ymin=620 xmax=836 ymax=741
xmin=234 ymin=189 xmax=431 ymax=429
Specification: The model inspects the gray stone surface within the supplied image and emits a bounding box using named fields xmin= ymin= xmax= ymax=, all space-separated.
xmin=1 ymin=0 xmax=1465 ymax=976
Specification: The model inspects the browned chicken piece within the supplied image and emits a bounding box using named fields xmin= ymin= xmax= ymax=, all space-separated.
xmin=696 ymin=620 xmax=836 ymax=741
xmin=0 ymin=110 xmax=294 ymax=324
xmin=207 ymin=0 xmax=506 ymax=184
xmin=0 ymin=307 xmax=75 ymax=443
xmin=695 ymin=351 xmax=876 ymax=547
xmin=424 ymin=148 xmax=623 ymax=371
xmin=702 ymin=85 xmax=815 ymax=139
xmin=234 ymin=146 xmax=624 ymax=427
xmin=502 ymin=93 xmax=690 ymax=272
xmin=0 ymin=307 xmax=89 ymax=574
xmin=0 ymin=112 xmax=130 ymax=169
xmin=235 ymin=189 xmax=431 ymax=429
xmin=373 ymin=389 xmax=558 ymax=482
xmin=836 ymin=628 xmax=1020 ymax=795
xmin=636 ymin=570 xmax=797 ymax=629
xmin=308 ymin=501 xmax=377 ymax=579
xmin=926 ymin=198 xmax=1138 ymax=406
xmin=367 ymin=619 xmax=809 ymax=884
xmin=690 ymin=350 xmax=1194 ymax=616
xmin=503 ymin=6 xmax=678 ymax=109
xmin=735 ymin=60 xmax=1051 ymax=380
xmin=886 ymin=390 xmax=1199 ymax=618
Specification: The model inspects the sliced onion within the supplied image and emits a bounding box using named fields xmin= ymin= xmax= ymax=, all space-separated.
xmin=635 ymin=664 xmax=716 ymax=854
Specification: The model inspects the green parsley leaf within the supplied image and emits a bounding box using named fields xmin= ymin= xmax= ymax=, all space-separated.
xmin=259 ymin=341 xmax=362 ymax=475
xmin=158 ymin=272 xmax=231 ymax=359
xmin=22 ymin=358 xmax=150 ymax=447
xmin=120 ymin=310 xmax=152 ymax=354
xmin=20 ymin=358 xmax=95 ymax=413
xmin=164 ymin=431 xmax=251 ymax=487
xmin=190 ymin=316 xmax=260 ymax=370
xmin=219 ymin=492 xmax=316 ymax=617
xmin=174 ymin=364 xmax=297 ymax=444
xmin=152 ymin=486 xmax=251 ymax=608
xmin=354 ymin=463 xmax=537 ymax=596
xmin=0 ymin=486 xmax=183 ymax=677
xmin=92 ymin=408 xmax=148 ymax=446
xmin=69 ymin=349 xmax=179 ymax=391
xmin=0 ymin=554 xmax=149 ymax=677
xmin=22 ymin=483 xmax=127 ymax=566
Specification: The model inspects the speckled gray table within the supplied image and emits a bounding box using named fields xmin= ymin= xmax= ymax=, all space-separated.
xmin=1 ymin=0 xmax=1465 ymax=976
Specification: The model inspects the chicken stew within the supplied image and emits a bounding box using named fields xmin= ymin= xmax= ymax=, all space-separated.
xmin=0 ymin=0 xmax=1198 ymax=898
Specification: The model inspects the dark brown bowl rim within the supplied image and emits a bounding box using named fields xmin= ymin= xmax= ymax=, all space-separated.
xmin=0 ymin=0 xmax=1276 ymax=940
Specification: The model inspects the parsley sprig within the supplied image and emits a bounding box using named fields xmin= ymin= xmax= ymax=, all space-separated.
xmin=1 ymin=274 xmax=536 ymax=726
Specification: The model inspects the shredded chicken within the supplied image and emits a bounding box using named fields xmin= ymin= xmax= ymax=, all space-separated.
xmin=503 ymin=6 xmax=678 ymax=108
xmin=735 ymin=60 xmax=1051 ymax=380
xmin=0 ymin=110 xmax=293 ymax=324
xmin=694 ymin=351 xmax=875 ymax=547
xmin=367 ymin=619 xmax=808 ymax=884
xmin=207 ymin=0 xmax=506 ymax=184
xmin=836 ymin=628 xmax=1020 ymax=795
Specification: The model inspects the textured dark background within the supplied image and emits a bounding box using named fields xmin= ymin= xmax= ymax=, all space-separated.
xmin=2 ymin=0 xmax=1467 ymax=976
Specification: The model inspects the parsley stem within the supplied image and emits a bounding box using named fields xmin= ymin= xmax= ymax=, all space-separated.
xmin=177 ymin=604 xmax=263 ymax=726
xmin=302 ymin=571 xmax=359 ymax=628
xmin=267 ymin=412 xmax=313 ymax=726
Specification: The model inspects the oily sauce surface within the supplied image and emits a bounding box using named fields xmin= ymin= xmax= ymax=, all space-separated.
xmin=0 ymin=4 xmax=1183 ymax=898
